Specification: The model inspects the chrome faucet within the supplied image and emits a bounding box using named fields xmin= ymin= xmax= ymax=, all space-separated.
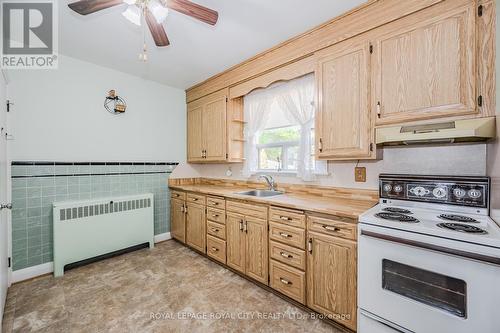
xmin=259 ymin=175 xmax=277 ymax=191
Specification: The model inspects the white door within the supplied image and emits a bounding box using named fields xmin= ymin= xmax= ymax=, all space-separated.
xmin=0 ymin=71 xmax=9 ymax=325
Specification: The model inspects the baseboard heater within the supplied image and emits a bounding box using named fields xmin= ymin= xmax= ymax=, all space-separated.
xmin=53 ymin=194 xmax=154 ymax=277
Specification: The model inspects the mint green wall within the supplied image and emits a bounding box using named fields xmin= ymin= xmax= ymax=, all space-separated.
xmin=11 ymin=162 xmax=175 ymax=271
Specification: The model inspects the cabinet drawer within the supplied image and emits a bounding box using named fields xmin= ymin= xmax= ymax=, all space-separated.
xmin=207 ymin=208 xmax=226 ymax=224
xmin=226 ymin=200 xmax=268 ymax=219
xmin=171 ymin=190 xmax=185 ymax=200
xmin=270 ymin=207 xmax=305 ymax=229
xmin=270 ymin=259 xmax=305 ymax=304
xmin=307 ymin=215 xmax=357 ymax=241
xmin=207 ymin=221 xmax=226 ymax=240
xmin=270 ymin=241 xmax=306 ymax=271
xmin=207 ymin=235 xmax=226 ymax=264
xmin=207 ymin=196 xmax=225 ymax=209
xmin=269 ymin=223 xmax=306 ymax=250
xmin=187 ymin=193 xmax=206 ymax=205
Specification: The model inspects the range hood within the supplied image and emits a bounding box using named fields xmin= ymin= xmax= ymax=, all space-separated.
xmin=376 ymin=117 xmax=496 ymax=146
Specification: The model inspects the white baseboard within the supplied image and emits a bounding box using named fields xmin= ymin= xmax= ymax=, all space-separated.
xmin=154 ymin=232 xmax=172 ymax=243
xmin=12 ymin=233 xmax=171 ymax=283
xmin=12 ymin=262 xmax=53 ymax=283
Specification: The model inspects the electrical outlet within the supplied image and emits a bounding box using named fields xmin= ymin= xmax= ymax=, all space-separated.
xmin=355 ymin=167 xmax=366 ymax=182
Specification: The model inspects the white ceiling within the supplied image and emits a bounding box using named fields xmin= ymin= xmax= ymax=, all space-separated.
xmin=60 ymin=0 xmax=366 ymax=89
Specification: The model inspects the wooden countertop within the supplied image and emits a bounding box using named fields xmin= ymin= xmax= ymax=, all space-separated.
xmin=169 ymin=184 xmax=377 ymax=220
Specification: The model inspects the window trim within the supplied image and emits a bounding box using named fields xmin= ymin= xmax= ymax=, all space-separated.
xmin=256 ymin=140 xmax=300 ymax=173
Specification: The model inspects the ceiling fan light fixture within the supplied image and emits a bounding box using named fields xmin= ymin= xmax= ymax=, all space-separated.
xmin=148 ymin=0 xmax=169 ymax=24
xmin=122 ymin=5 xmax=141 ymax=26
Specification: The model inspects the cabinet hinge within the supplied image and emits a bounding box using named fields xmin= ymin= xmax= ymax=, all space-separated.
xmin=226 ymin=153 xmax=228 ymax=159
xmin=478 ymin=5 xmax=483 ymax=17
xmin=478 ymin=95 xmax=483 ymax=107
xmin=6 ymin=100 xmax=12 ymax=112
xmin=7 ymin=257 xmax=11 ymax=268
xmin=226 ymin=97 xmax=228 ymax=102
xmin=370 ymin=143 xmax=374 ymax=152
xmin=369 ymin=44 xmax=373 ymax=54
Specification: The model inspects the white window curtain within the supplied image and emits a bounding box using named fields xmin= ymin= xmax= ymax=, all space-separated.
xmin=242 ymin=74 xmax=327 ymax=181
xmin=241 ymin=88 xmax=273 ymax=178
xmin=275 ymin=74 xmax=327 ymax=181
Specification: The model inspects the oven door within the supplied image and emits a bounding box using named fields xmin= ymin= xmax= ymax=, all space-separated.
xmin=358 ymin=223 xmax=500 ymax=333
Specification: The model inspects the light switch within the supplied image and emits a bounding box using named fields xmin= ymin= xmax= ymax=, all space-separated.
xmin=355 ymin=167 xmax=366 ymax=182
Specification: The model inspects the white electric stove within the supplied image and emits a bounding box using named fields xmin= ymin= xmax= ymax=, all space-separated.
xmin=358 ymin=174 xmax=500 ymax=333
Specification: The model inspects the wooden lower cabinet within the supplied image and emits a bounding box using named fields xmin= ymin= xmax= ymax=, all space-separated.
xmin=170 ymin=198 xmax=186 ymax=243
xmin=185 ymin=202 xmax=206 ymax=253
xmin=207 ymin=235 xmax=226 ymax=264
xmin=226 ymin=212 xmax=268 ymax=285
xmin=270 ymin=259 xmax=306 ymax=304
xmin=306 ymin=231 xmax=357 ymax=331
xmin=245 ymin=216 xmax=268 ymax=284
xmin=226 ymin=213 xmax=246 ymax=273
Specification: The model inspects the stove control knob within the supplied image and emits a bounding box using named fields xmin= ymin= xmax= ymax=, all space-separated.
xmin=432 ymin=187 xmax=447 ymax=199
xmin=410 ymin=186 xmax=429 ymax=196
xmin=453 ymin=188 xmax=467 ymax=198
xmin=383 ymin=184 xmax=392 ymax=192
xmin=468 ymin=189 xmax=482 ymax=199
xmin=394 ymin=185 xmax=403 ymax=193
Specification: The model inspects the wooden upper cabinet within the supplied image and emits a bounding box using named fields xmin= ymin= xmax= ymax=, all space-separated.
xmin=316 ymin=40 xmax=374 ymax=160
xmin=187 ymin=89 xmax=228 ymax=163
xmin=307 ymin=231 xmax=357 ymax=331
xmin=187 ymin=104 xmax=204 ymax=162
xmin=372 ymin=4 xmax=477 ymax=126
xmin=203 ymin=96 xmax=227 ymax=161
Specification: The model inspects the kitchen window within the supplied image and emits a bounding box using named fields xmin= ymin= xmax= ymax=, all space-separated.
xmin=242 ymin=74 xmax=327 ymax=180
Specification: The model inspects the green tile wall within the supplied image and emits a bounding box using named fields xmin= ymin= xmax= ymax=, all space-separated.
xmin=11 ymin=162 xmax=177 ymax=271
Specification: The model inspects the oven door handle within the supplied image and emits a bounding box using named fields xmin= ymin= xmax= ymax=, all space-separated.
xmin=360 ymin=310 xmax=415 ymax=333
xmin=361 ymin=230 xmax=500 ymax=266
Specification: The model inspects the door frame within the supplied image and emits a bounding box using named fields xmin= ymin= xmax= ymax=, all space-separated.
xmin=2 ymin=69 xmax=12 ymax=287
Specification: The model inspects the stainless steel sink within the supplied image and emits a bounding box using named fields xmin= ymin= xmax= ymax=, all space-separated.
xmin=236 ymin=189 xmax=284 ymax=197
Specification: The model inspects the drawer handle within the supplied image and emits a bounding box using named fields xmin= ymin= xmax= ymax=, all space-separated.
xmin=280 ymin=216 xmax=292 ymax=221
xmin=323 ymin=225 xmax=341 ymax=232
xmin=279 ymin=232 xmax=291 ymax=238
xmin=212 ymin=214 xmax=219 ymax=218
xmin=211 ymin=247 xmax=219 ymax=252
xmin=209 ymin=201 xmax=219 ymax=205
xmin=280 ymin=252 xmax=293 ymax=259
xmin=192 ymin=198 xmax=198 ymax=201
xmin=211 ymin=228 xmax=219 ymax=233
xmin=280 ymin=278 xmax=292 ymax=285
xmin=239 ymin=220 xmax=244 ymax=231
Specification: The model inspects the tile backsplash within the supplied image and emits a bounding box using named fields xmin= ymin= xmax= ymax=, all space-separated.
xmin=11 ymin=161 xmax=177 ymax=271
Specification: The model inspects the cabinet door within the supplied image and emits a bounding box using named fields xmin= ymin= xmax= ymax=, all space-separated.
xmin=170 ymin=198 xmax=185 ymax=243
xmin=185 ymin=203 xmax=206 ymax=253
xmin=187 ymin=104 xmax=204 ymax=162
xmin=245 ymin=216 xmax=268 ymax=285
xmin=226 ymin=213 xmax=246 ymax=273
xmin=203 ymin=95 xmax=227 ymax=161
xmin=316 ymin=41 xmax=373 ymax=159
xmin=307 ymin=231 xmax=357 ymax=331
xmin=372 ymin=4 xmax=477 ymax=125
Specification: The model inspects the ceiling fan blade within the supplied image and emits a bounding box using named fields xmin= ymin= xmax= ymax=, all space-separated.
xmin=167 ymin=0 xmax=218 ymax=25
xmin=146 ymin=9 xmax=170 ymax=47
xmin=68 ymin=0 xmax=123 ymax=15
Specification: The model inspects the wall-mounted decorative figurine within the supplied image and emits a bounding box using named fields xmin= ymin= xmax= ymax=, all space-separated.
xmin=104 ymin=90 xmax=127 ymax=115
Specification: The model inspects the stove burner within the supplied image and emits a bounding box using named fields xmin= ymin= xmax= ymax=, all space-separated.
xmin=438 ymin=214 xmax=479 ymax=223
xmin=375 ymin=212 xmax=420 ymax=223
xmin=383 ymin=207 xmax=413 ymax=214
xmin=437 ymin=223 xmax=487 ymax=234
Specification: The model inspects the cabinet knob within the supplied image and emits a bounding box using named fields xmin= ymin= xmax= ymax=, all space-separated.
xmin=211 ymin=247 xmax=219 ymax=252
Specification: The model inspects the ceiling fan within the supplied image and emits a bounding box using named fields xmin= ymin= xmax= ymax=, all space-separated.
xmin=68 ymin=0 xmax=218 ymax=49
